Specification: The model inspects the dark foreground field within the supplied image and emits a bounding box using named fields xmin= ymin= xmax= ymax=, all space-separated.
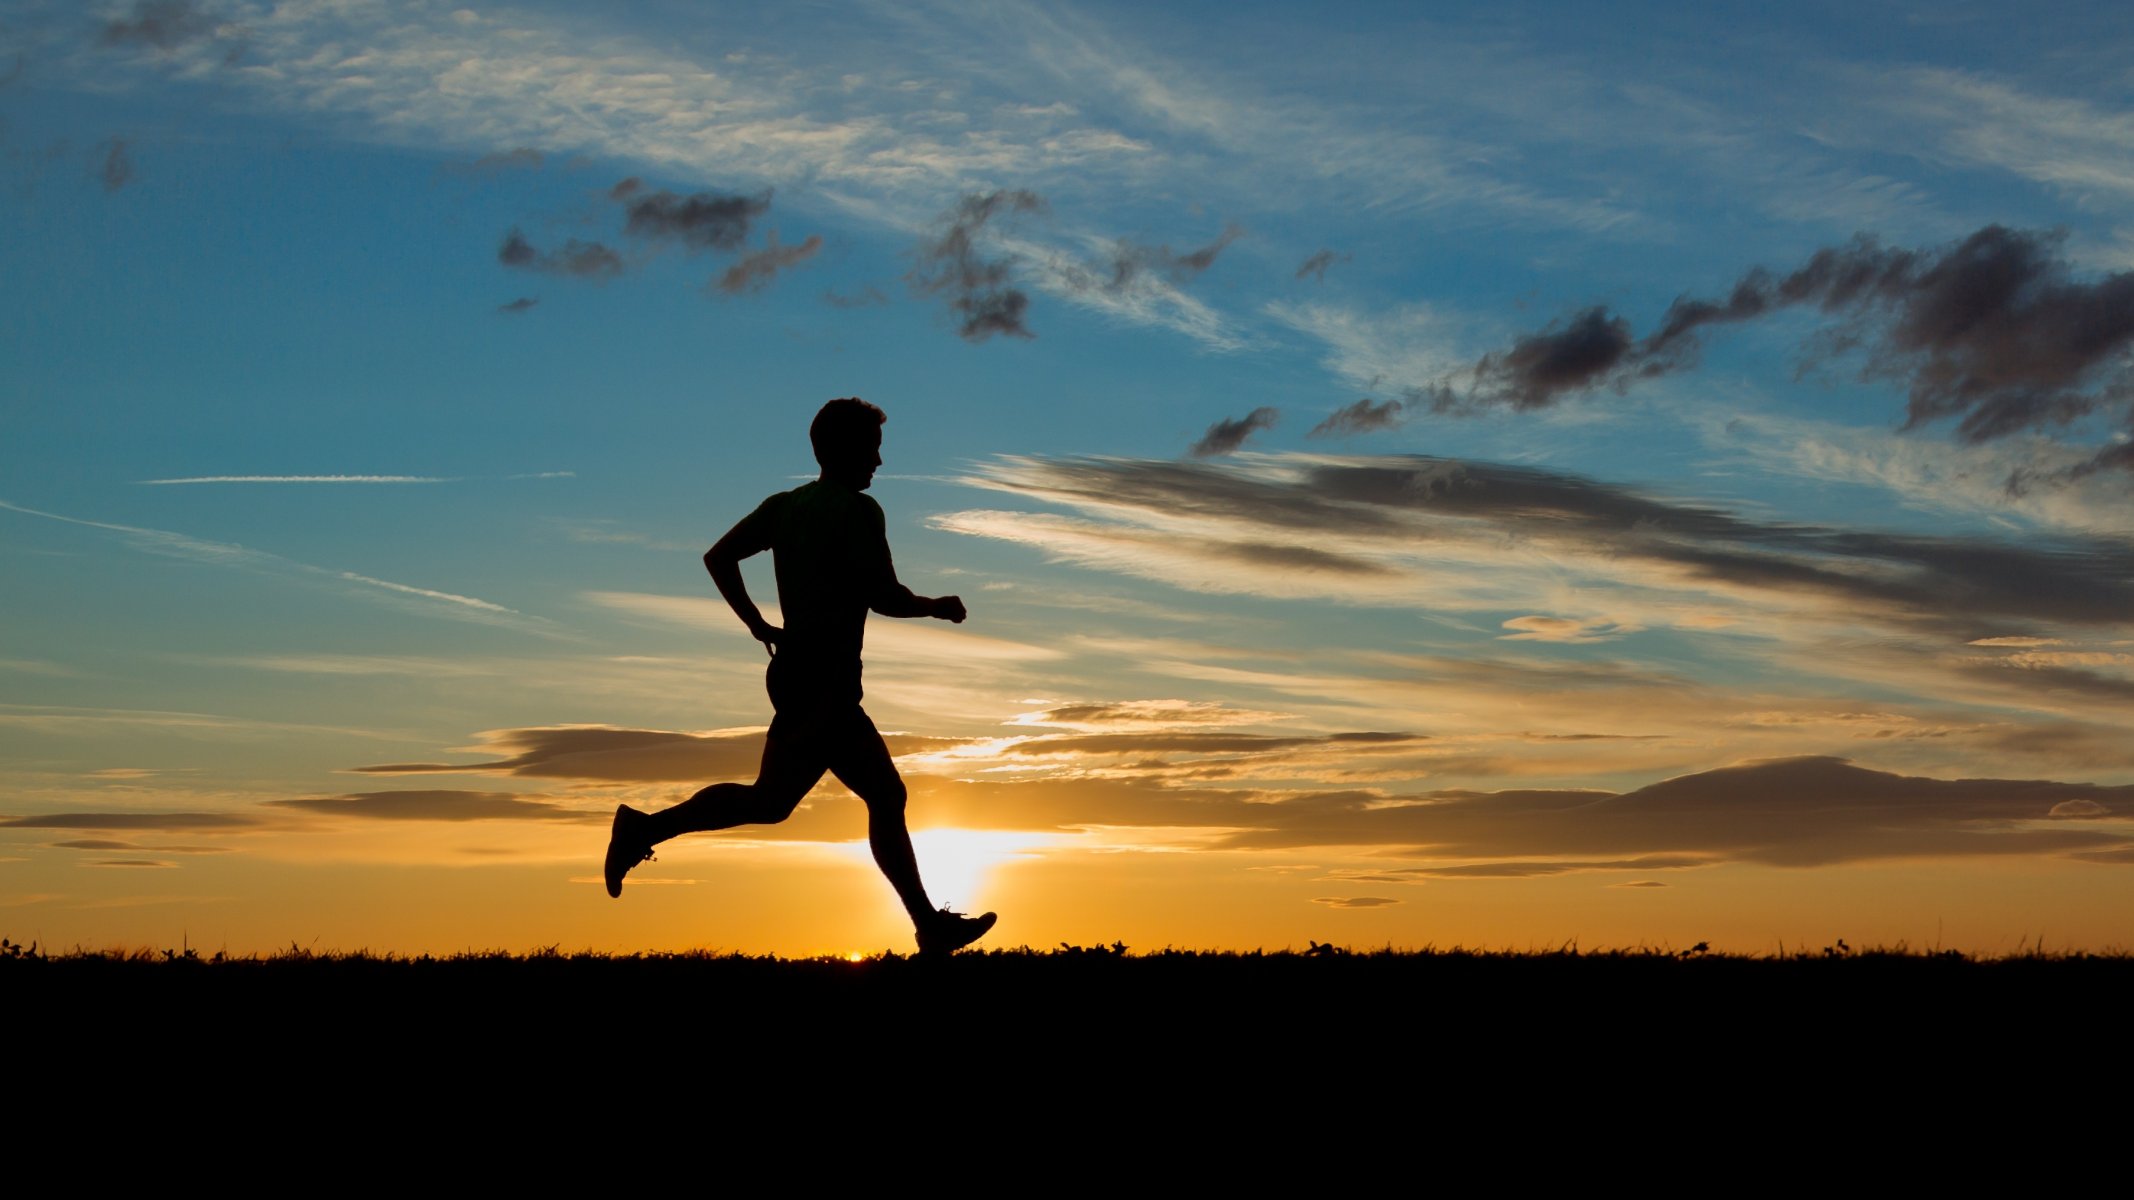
xmin=11 ymin=939 xmax=2119 ymax=1149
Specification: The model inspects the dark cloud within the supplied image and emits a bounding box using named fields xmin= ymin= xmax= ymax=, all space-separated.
xmin=99 ymin=0 xmax=212 ymax=49
xmin=1295 ymin=249 xmax=1351 ymax=283
xmin=498 ymin=228 xmax=623 ymax=279
xmin=97 ymin=137 xmax=132 ymax=191
xmin=621 ymin=187 xmax=771 ymax=252
xmin=51 ymin=837 xmax=226 ymax=854
xmin=1313 ymin=896 xmax=1400 ymax=908
xmin=265 ymin=790 xmax=581 ymax=822
xmin=1310 ymin=397 xmax=1405 ymax=438
xmin=959 ymin=453 xmax=2134 ymax=638
xmin=1386 ymin=854 xmax=1711 ymax=879
xmin=90 ymin=859 xmax=174 ymax=868
xmin=0 ymin=812 xmax=254 ymax=830
xmin=1467 ymin=306 xmax=1637 ymax=411
xmin=824 ymin=285 xmax=889 ymax=309
xmin=1089 ymin=224 xmax=1243 ymax=292
xmin=1447 ymin=226 xmax=2134 ymax=476
xmin=1191 ymin=407 xmax=1278 ymax=457
xmin=1005 ymin=730 xmax=1420 ymax=757
xmin=716 ymin=232 xmax=823 ymax=294
xmin=608 ymin=177 xmax=643 ymax=201
xmin=1212 ymin=756 xmax=2134 ymax=866
xmin=352 ymin=725 xmax=965 ymax=783
xmin=496 ymin=296 xmax=539 ymax=314
xmin=906 ymin=189 xmax=1047 ymax=341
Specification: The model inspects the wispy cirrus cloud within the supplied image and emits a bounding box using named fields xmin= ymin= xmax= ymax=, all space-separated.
xmin=0 ymin=499 xmax=541 ymax=630
xmin=137 ymin=474 xmax=450 ymax=485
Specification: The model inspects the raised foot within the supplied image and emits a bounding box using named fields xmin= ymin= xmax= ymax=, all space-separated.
xmin=915 ymin=907 xmax=998 ymax=956
xmin=604 ymin=804 xmax=654 ymax=898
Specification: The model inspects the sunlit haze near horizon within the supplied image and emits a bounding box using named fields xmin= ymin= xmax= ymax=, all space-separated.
xmin=7 ymin=0 xmax=2134 ymax=956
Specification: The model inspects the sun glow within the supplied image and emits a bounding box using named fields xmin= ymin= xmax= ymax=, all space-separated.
xmin=830 ymin=828 xmax=1056 ymax=916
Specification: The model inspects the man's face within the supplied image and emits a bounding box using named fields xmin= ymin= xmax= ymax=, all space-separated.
xmin=826 ymin=428 xmax=882 ymax=490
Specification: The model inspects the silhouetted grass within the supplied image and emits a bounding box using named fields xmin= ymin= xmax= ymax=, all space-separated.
xmin=10 ymin=934 xmax=2115 ymax=1125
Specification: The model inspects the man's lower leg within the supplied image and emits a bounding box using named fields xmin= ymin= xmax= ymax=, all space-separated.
xmin=868 ymin=809 xmax=935 ymax=926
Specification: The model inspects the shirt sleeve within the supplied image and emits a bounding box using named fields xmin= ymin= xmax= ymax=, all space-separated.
xmin=723 ymin=491 xmax=784 ymax=557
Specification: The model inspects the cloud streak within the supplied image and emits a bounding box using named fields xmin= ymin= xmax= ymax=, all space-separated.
xmin=0 ymin=499 xmax=536 ymax=629
xmin=716 ymin=232 xmax=823 ymax=294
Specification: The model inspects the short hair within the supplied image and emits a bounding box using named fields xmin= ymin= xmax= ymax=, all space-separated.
xmin=810 ymin=396 xmax=886 ymax=464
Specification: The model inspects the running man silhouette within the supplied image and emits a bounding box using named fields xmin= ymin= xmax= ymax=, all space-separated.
xmin=604 ymin=397 xmax=998 ymax=955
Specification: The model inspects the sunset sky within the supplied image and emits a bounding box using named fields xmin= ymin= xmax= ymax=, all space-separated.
xmin=6 ymin=0 xmax=2134 ymax=956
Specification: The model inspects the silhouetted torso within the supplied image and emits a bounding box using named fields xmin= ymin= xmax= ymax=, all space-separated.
xmin=731 ymin=479 xmax=893 ymax=704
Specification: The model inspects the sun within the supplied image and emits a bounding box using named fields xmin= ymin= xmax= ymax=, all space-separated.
xmin=832 ymin=828 xmax=1053 ymax=914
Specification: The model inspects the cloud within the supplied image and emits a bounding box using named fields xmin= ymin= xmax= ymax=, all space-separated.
xmin=99 ymin=1 xmax=213 ymax=50
xmin=265 ymin=790 xmax=583 ymax=822
xmin=1446 ymin=227 xmax=2134 ymax=478
xmin=716 ymin=232 xmax=823 ymax=294
xmin=1380 ymin=854 xmax=1710 ymax=879
xmin=461 ymin=147 xmax=543 ymax=174
xmin=907 ymin=190 xmax=1048 ymax=341
xmin=53 ymin=838 xmax=227 ymax=854
xmin=350 ymin=724 xmax=966 ymax=783
xmin=497 ymin=296 xmax=540 ymax=314
xmin=498 ymin=228 xmax=623 ymax=279
xmin=1191 ymin=407 xmax=1278 ymax=457
xmin=1310 ymin=398 xmax=1405 ymax=438
xmin=1295 ymin=249 xmax=1350 ymax=283
xmin=939 ymin=454 xmax=2134 ymax=644
xmin=90 ymin=859 xmax=175 ymax=868
xmin=0 ymin=499 xmax=534 ymax=629
xmin=1312 ymin=896 xmax=1400 ymax=908
xmin=1010 ymin=700 xmax=1293 ymax=729
xmin=0 ymin=812 xmax=255 ymax=830
xmin=824 ymin=286 xmax=889 ymax=309
xmin=1205 ymin=756 xmax=2134 ymax=866
xmin=137 ymin=475 xmax=448 ymax=485
xmin=97 ymin=137 xmax=133 ymax=191
xmin=1500 ymin=615 xmax=1642 ymax=644
xmin=1075 ymin=224 xmax=1243 ymax=293
xmin=621 ymin=187 xmax=771 ymax=252
xmin=1466 ymin=306 xmax=1636 ymax=411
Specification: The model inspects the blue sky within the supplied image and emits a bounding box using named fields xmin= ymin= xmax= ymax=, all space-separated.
xmin=4 ymin=0 xmax=2134 ymax=954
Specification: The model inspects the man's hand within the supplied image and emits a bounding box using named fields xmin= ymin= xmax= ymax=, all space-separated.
xmin=931 ymin=595 xmax=968 ymax=624
xmin=748 ymin=619 xmax=783 ymax=654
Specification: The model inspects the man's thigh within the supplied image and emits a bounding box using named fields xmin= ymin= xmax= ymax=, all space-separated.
xmin=821 ymin=706 xmax=902 ymax=804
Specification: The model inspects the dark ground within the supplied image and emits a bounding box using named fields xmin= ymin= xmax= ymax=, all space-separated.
xmin=10 ymin=941 xmax=2114 ymax=1158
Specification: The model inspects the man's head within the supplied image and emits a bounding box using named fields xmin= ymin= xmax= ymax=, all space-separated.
xmin=811 ymin=396 xmax=886 ymax=489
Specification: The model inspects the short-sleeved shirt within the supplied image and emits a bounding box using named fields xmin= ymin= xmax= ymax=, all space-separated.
xmin=728 ymin=479 xmax=896 ymax=709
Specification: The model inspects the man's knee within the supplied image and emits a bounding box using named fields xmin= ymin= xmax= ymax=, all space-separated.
xmin=742 ymin=784 xmax=807 ymax=825
xmin=861 ymin=777 xmax=908 ymax=816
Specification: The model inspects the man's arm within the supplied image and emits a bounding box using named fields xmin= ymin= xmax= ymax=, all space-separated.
xmin=705 ymin=518 xmax=780 ymax=649
xmin=871 ymin=583 xmax=967 ymax=623
xmin=863 ymin=504 xmax=966 ymax=624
